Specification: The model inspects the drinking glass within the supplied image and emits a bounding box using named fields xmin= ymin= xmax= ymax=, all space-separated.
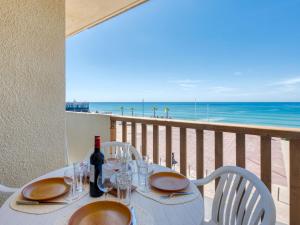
xmin=115 ymin=144 xmax=131 ymax=163
xmin=137 ymin=161 xmax=149 ymax=192
xmin=97 ymin=173 xmax=113 ymax=199
xmin=112 ymin=144 xmax=132 ymax=172
xmin=137 ymin=155 xmax=152 ymax=192
xmin=74 ymin=162 xmax=84 ymax=193
xmin=81 ymin=160 xmax=90 ymax=189
xmin=64 ymin=167 xmax=77 ymax=200
xmin=116 ymin=171 xmax=132 ymax=206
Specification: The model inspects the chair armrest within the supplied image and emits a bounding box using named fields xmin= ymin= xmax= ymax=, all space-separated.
xmin=192 ymin=178 xmax=209 ymax=187
xmin=192 ymin=176 xmax=215 ymax=187
xmin=0 ymin=184 xmax=18 ymax=193
xmin=191 ymin=168 xmax=224 ymax=187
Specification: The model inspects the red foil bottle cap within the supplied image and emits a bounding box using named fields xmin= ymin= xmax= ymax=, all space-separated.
xmin=95 ymin=136 xmax=101 ymax=149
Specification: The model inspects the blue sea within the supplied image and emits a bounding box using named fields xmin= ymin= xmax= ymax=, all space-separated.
xmin=89 ymin=102 xmax=300 ymax=128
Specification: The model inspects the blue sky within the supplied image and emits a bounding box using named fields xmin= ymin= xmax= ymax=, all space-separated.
xmin=66 ymin=0 xmax=300 ymax=102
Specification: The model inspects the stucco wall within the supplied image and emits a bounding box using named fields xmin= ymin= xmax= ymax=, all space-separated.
xmin=0 ymin=0 xmax=66 ymax=204
xmin=66 ymin=112 xmax=111 ymax=163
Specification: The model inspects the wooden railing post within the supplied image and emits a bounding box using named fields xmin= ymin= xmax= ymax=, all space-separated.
xmin=236 ymin=133 xmax=246 ymax=168
xmin=166 ymin=126 xmax=172 ymax=168
xmin=153 ymin=125 xmax=159 ymax=164
xmin=215 ymin=131 xmax=223 ymax=189
xmin=215 ymin=131 xmax=223 ymax=169
xmin=131 ymin=122 xmax=136 ymax=147
xmin=141 ymin=124 xmax=147 ymax=156
xmin=180 ymin=127 xmax=187 ymax=176
xmin=122 ymin=121 xmax=127 ymax=142
xmin=196 ymin=129 xmax=204 ymax=194
xmin=110 ymin=119 xmax=116 ymax=141
xmin=261 ymin=135 xmax=272 ymax=191
xmin=290 ymin=138 xmax=300 ymax=225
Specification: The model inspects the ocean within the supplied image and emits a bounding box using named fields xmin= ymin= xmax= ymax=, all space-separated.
xmin=89 ymin=102 xmax=300 ymax=128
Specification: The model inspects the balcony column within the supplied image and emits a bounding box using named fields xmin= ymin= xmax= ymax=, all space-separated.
xmin=290 ymin=138 xmax=300 ymax=225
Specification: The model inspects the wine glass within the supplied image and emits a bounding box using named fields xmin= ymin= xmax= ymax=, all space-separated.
xmin=64 ymin=168 xmax=76 ymax=200
xmin=106 ymin=151 xmax=121 ymax=172
xmin=97 ymin=174 xmax=113 ymax=199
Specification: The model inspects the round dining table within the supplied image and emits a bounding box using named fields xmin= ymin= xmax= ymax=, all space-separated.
xmin=0 ymin=164 xmax=204 ymax=225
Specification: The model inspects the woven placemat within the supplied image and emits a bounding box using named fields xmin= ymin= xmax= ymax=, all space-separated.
xmin=135 ymin=182 xmax=199 ymax=205
xmin=10 ymin=190 xmax=88 ymax=214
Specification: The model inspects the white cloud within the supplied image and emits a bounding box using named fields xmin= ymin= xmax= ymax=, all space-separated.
xmin=271 ymin=76 xmax=300 ymax=86
xmin=179 ymin=83 xmax=197 ymax=88
xmin=208 ymin=86 xmax=236 ymax=94
xmin=269 ymin=76 xmax=300 ymax=92
xmin=169 ymin=79 xmax=202 ymax=89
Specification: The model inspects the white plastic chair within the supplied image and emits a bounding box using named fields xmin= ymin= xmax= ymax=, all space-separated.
xmin=192 ymin=166 xmax=276 ymax=225
xmin=0 ymin=184 xmax=18 ymax=206
xmin=101 ymin=141 xmax=142 ymax=161
xmin=0 ymin=184 xmax=18 ymax=193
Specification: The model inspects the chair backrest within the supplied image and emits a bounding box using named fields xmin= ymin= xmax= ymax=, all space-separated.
xmin=206 ymin=166 xmax=275 ymax=225
xmin=101 ymin=142 xmax=142 ymax=161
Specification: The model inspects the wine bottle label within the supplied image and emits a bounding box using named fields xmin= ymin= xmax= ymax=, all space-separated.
xmin=90 ymin=165 xmax=95 ymax=183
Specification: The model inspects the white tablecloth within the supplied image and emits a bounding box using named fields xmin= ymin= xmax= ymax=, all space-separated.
xmin=0 ymin=164 xmax=204 ymax=225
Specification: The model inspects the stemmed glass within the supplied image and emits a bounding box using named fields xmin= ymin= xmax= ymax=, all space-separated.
xmin=114 ymin=144 xmax=131 ymax=162
xmin=64 ymin=167 xmax=77 ymax=200
xmin=97 ymin=174 xmax=113 ymax=200
xmin=106 ymin=149 xmax=121 ymax=172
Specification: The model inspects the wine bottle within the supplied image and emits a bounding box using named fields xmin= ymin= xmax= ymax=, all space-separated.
xmin=89 ymin=136 xmax=104 ymax=197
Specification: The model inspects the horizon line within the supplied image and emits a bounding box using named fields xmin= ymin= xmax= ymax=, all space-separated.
xmin=65 ymin=100 xmax=300 ymax=103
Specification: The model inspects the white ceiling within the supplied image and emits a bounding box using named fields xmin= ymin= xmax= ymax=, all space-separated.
xmin=65 ymin=0 xmax=147 ymax=37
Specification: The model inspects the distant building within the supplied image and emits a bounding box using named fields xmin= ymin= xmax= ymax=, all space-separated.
xmin=66 ymin=101 xmax=89 ymax=112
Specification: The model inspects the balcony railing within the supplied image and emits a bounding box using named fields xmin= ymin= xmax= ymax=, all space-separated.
xmin=110 ymin=115 xmax=300 ymax=224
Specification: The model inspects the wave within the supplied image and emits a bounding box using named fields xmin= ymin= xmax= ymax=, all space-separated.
xmin=206 ymin=117 xmax=225 ymax=122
